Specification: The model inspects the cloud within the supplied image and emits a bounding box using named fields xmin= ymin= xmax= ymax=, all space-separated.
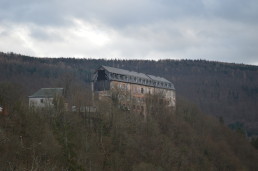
xmin=0 ymin=0 xmax=258 ymax=65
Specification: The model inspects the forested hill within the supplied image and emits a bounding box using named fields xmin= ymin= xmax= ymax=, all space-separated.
xmin=0 ymin=52 xmax=258 ymax=136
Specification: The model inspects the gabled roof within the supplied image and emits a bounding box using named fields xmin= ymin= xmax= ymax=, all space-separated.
xmin=102 ymin=65 xmax=150 ymax=80
xmin=96 ymin=65 xmax=175 ymax=90
xmin=29 ymin=88 xmax=64 ymax=98
xmin=146 ymin=74 xmax=171 ymax=83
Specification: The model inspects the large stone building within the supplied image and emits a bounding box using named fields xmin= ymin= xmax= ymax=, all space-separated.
xmin=92 ymin=66 xmax=176 ymax=115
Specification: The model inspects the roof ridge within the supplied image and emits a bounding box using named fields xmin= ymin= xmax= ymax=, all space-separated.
xmin=29 ymin=88 xmax=64 ymax=98
xmin=102 ymin=65 xmax=169 ymax=80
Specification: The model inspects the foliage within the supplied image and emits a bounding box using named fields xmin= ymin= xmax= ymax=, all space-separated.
xmin=1 ymin=52 xmax=258 ymax=135
xmin=0 ymin=88 xmax=258 ymax=170
xmin=251 ymin=138 xmax=258 ymax=150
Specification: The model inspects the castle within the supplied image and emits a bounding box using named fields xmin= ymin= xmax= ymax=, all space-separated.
xmin=92 ymin=66 xmax=176 ymax=115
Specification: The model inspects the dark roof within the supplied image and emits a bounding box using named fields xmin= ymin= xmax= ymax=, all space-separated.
xmin=95 ymin=65 xmax=175 ymax=90
xmin=102 ymin=65 xmax=150 ymax=80
xmin=29 ymin=88 xmax=64 ymax=98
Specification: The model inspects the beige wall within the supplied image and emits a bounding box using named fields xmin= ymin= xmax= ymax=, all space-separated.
xmin=109 ymin=80 xmax=176 ymax=107
xmin=29 ymin=97 xmax=54 ymax=108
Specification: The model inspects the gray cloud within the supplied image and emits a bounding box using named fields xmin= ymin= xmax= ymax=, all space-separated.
xmin=2 ymin=0 xmax=257 ymax=27
xmin=0 ymin=0 xmax=258 ymax=65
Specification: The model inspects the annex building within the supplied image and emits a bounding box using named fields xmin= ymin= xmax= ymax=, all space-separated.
xmin=92 ymin=66 xmax=176 ymax=115
xmin=29 ymin=88 xmax=64 ymax=108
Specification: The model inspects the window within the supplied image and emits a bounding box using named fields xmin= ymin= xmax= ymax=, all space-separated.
xmin=122 ymin=84 xmax=126 ymax=90
xmin=141 ymin=88 xmax=144 ymax=94
xmin=40 ymin=99 xmax=44 ymax=103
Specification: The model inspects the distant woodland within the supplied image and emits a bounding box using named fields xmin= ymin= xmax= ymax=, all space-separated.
xmin=0 ymin=52 xmax=257 ymax=136
xmin=0 ymin=52 xmax=258 ymax=170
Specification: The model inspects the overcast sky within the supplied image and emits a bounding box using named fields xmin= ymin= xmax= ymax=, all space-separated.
xmin=0 ymin=0 xmax=258 ymax=65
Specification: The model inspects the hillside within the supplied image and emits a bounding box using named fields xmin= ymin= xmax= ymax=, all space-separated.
xmin=0 ymin=52 xmax=258 ymax=136
xmin=1 ymin=92 xmax=258 ymax=170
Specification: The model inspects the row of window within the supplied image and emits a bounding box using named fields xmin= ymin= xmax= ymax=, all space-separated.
xmin=114 ymin=83 xmax=170 ymax=96
xmin=120 ymin=104 xmax=145 ymax=113
xmin=115 ymin=83 xmax=151 ymax=94
xmin=117 ymin=93 xmax=145 ymax=103
xmin=109 ymin=73 xmax=172 ymax=88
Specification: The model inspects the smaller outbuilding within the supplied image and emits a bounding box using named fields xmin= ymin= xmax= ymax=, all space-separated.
xmin=29 ymin=88 xmax=64 ymax=108
xmin=0 ymin=105 xmax=8 ymax=115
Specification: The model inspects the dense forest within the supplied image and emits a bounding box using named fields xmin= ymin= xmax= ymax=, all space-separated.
xmin=0 ymin=52 xmax=257 ymax=136
xmin=0 ymin=52 xmax=258 ymax=170
xmin=1 ymin=83 xmax=258 ymax=170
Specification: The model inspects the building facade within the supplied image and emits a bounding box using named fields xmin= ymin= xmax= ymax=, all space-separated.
xmin=92 ymin=66 xmax=176 ymax=115
xmin=29 ymin=88 xmax=64 ymax=108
